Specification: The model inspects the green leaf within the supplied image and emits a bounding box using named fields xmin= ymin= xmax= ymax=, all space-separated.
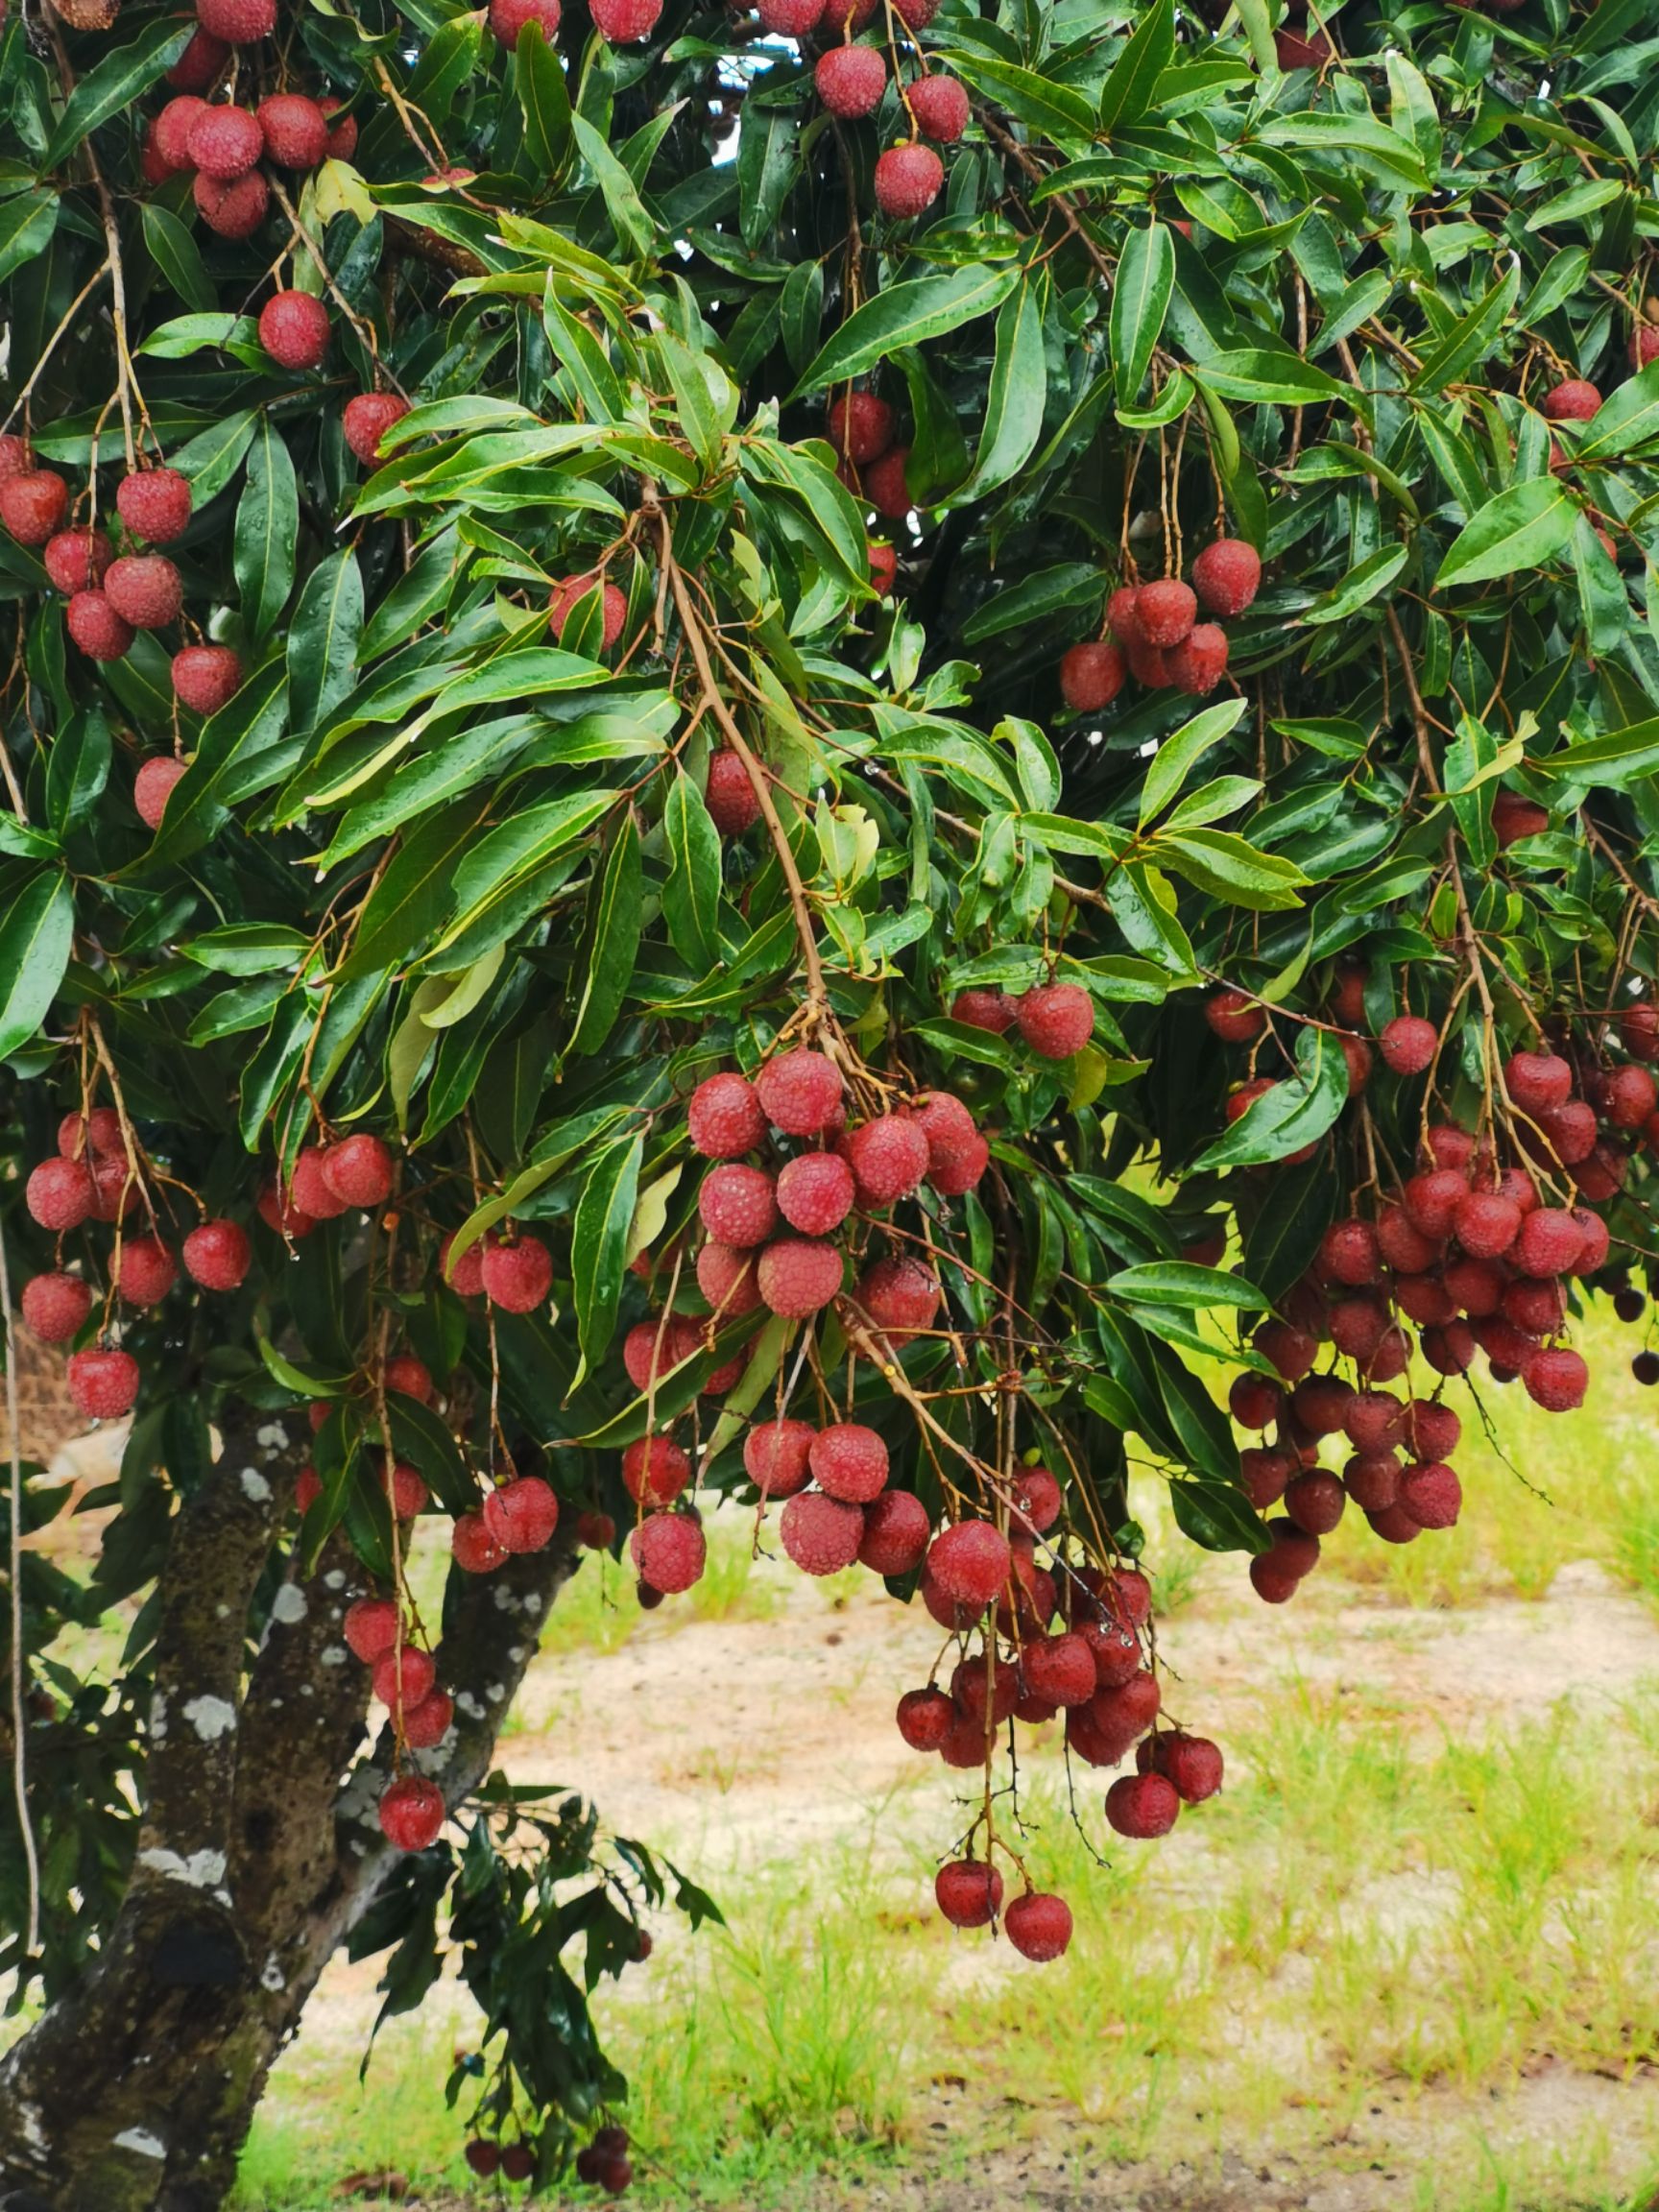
xmin=1407 ymin=259 xmax=1520 ymax=396
xmin=287 ymin=551 xmax=363 ymax=738
xmin=1098 ymin=0 xmax=1176 ymax=132
xmin=1575 ymin=358 xmax=1659 ymax=462
xmin=1533 ymin=717 xmax=1659 ymax=786
xmin=0 ymin=192 xmax=58 ymax=287
xmin=660 ymin=774 xmax=722 ymax=971
xmin=794 ymin=265 xmax=1021 ymax=396
xmin=951 ymin=55 xmax=1098 ymax=141
xmin=569 ymin=816 xmax=642 ymax=1056
xmin=45 ymin=706 xmax=111 ymax=836
xmin=334 ymin=799 xmax=492 ymax=982
xmin=1301 ymin=541 xmax=1410 ymax=625
xmin=1152 ymin=829 xmax=1309 ymax=911
xmin=1110 ymin=222 xmax=1174 ymax=406
xmin=169 ymin=408 xmax=258 ymax=505
xmin=1572 ymin=513 xmax=1626 ymax=657
xmin=139 ymin=203 xmax=216 ymax=314
xmin=1108 ymin=1262 xmax=1268 ymax=1310
xmin=1138 ymin=698 xmax=1248 ymax=827
xmin=959 ymin=563 xmax=1103 ymax=643
xmin=516 ymin=20 xmax=572 ymax=180
xmin=572 ymin=1132 xmax=643 ymax=1380
xmin=1167 ymin=1479 xmax=1269 ymax=1555
xmin=234 ymin=416 xmax=299 ymax=641
xmin=952 ymin=276 xmax=1046 ymax=502
xmin=0 ymin=872 xmax=72 ymax=1061
xmin=1436 ymin=478 xmax=1575 ymax=589
xmin=572 ymin=114 xmax=654 ymax=259
xmin=41 ymin=18 xmax=189 ymax=169
xmin=1190 ymin=1024 xmax=1348 ymax=1169
xmin=1192 ymin=350 xmax=1345 ymax=406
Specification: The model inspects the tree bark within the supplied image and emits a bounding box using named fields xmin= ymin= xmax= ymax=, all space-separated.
xmin=0 ymin=1405 xmax=570 ymax=2212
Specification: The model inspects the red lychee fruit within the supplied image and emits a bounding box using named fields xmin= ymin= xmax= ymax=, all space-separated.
xmin=756 ymin=1048 xmax=843 ymax=1135
xmin=697 ymin=1240 xmax=761 ymax=1317
xmin=480 ymin=1235 xmax=553 ymax=1312
xmin=775 ymin=1151 xmax=855 ymax=1236
xmin=1503 ymin=1276 xmax=1564 ymax=1335
xmin=440 ymin=1231 xmax=487 ymax=1299
xmin=1 ymin=471 xmax=69 ymax=546
xmin=44 ymin=527 xmax=112 ymax=594
xmin=575 ymin=1509 xmax=616 ymax=1549
xmin=858 ymin=1488 xmax=930 ymax=1575
xmin=288 ymin=1145 xmax=347 ymax=1222
xmin=808 ymin=1422 xmax=888 ymax=1503
xmin=757 ymin=1238 xmax=844 ymax=1316
xmin=322 ymin=102 xmax=356 ymax=157
xmin=622 ymin=1316 xmax=696 ymax=1391
xmin=1106 ymin=585 xmax=1142 ymax=643
xmin=1106 ymin=1771 xmax=1180 ymax=1839
xmin=851 ymin=1253 xmax=945 ymax=1348
xmin=1004 ymin=1890 xmax=1071 ymax=1962
xmin=704 ymin=749 xmax=759 ymax=837
xmin=847 ymin=1115 xmax=930 ymax=1207
xmin=172 ymin=643 xmax=243 ymax=713
xmin=67 ymin=593 xmax=133 ymax=662
xmin=1375 ymin=1203 xmax=1440 ymax=1275
xmin=926 ymin=1521 xmax=1010 ymax=1609
xmin=1538 ymin=1099 xmax=1598 ymax=1167
xmin=1022 ymin=1632 xmax=1095 ymax=1709
xmin=21 ymin=1273 xmax=92 ymax=1343
xmin=1228 ymin=1373 xmax=1283 ymax=1430
xmin=187 ymin=103 xmax=263 ymax=178
xmin=1009 ymin=1463 xmax=1062 ymax=1533
xmin=1254 ymin=1319 xmax=1316 ymax=1382
xmin=869 ymin=541 xmax=898 ymax=595
xmin=1380 ymin=1014 xmax=1437 ymax=1075
xmin=1275 ymin=22 xmax=1333 ymax=64
xmin=1404 ymin=1167 xmax=1468 ymax=1239
xmin=482 ymin=1475 xmax=559 ymax=1552
xmin=401 ymin=1688 xmax=454 ymax=1749
xmin=1342 ymin=1448 xmax=1400 ymax=1511
xmin=1292 ymin=1375 xmax=1356 ymax=1436
xmin=1143 ymin=1731 xmax=1224 ymax=1803
xmin=1205 ymin=987 xmax=1264 ymax=1044
xmin=489 ymin=0 xmax=561 ymax=40
xmin=1284 ymin=1468 xmax=1345 ymax=1537
xmin=1239 ymin=1448 xmax=1291 ymax=1508
xmin=1506 ymin=1048 xmax=1573 ymax=1115
xmin=378 ymin=1775 xmax=445 ymax=1853
xmin=1541 ymin=379 xmax=1600 ymax=422
xmin=874 ymin=142 xmax=944 ymax=221
xmin=699 ymin=1164 xmax=779 ymax=1247
xmin=256 ymin=1183 xmax=314 ymax=1240
xmin=27 ymin=1157 xmax=94 ymax=1232
xmin=1014 ymin=982 xmax=1094 ymax=1060
xmin=1455 ymin=1189 xmax=1522 ymax=1259
xmin=1523 ymin=1344 xmax=1588 ymax=1411
xmin=1166 ymin=623 xmax=1229 ymax=696
xmin=258 ymin=92 xmax=328 ymax=166
xmin=452 ymin=1513 xmax=508 ymax=1574
xmin=1317 ymin=1218 xmax=1381 ymax=1287
xmin=382 ymin=1459 xmax=428 ymax=1519
xmin=591 ymin=0 xmax=661 ymax=34
xmin=1399 ymin=1459 xmax=1461 ymax=1529
xmin=105 ymin=555 xmax=182 ymax=631
xmin=1570 ymin=1209 xmax=1610 ymax=1275
xmin=779 ymin=1492 xmax=864 ymax=1575
xmin=384 ymin=1355 xmax=435 ymax=1404
xmin=758 ymin=0 xmax=825 ymax=31
xmin=259 ymin=290 xmax=330 ymax=371
xmin=631 ymin=1512 xmax=708 ymax=1593
xmin=549 ymin=571 xmax=627 ymax=650
xmin=815 ymin=43 xmax=885 ymax=116
xmin=344 ymin=1597 xmax=399 ymax=1662
xmin=66 ymin=1348 xmax=141 ymax=1421
xmin=0 ymin=437 xmax=27 ymax=481
xmin=897 ymin=1686 xmax=953 ymax=1750
xmin=622 ymin=1434 xmax=689 ymax=1507
xmin=54 ymin=1115 xmax=121 ymax=1166
xmin=344 ymin=393 xmax=411 ymax=466
xmin=687 ymin=1074 xmax=764 ymax=1165
xmin=114 ymin=1237 xmax=178 ymax=1307
xmin=1136 ymin=579 xmax=1198 ymax=648
xmin=950 ymin=989 xmax=1016 ymax=1033
xmin=156 ymin=94 xmax=207 ymax=167
xmin=1190 ymin=538 xmax=1261 ymax=617
xmin=321 ymin=1132 xmax=396 ymax=1208
xmin=168 ymin=28 xmax=230 ymax=86
xmin=1513 ymin=1208 xmax=1582 ymax=1277
xmin=1058 ymin=639 xmax=1126 ymax=713
xmin=860 ymin=445 xmax=913 ymax=519
xmin=934 ymin=1859 xmax=1003 ymax=1927
xmin=907 ymin=72 xmax=969 ymax=142
xmin=744 ymin=1418 xmax=815 ymax=1498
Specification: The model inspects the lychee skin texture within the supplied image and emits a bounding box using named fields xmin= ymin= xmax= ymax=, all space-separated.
xmin=869 ymin=541 xmax=898 ymax=596
xmin=67 ymin=1348 xmax=141 ymax=1421
xmin=1455 ymin=1189 xmax=1522 ymax=1260
xmin=1206 ymin=987 xmax=1265 ymax=1044
xmin=480 ymin=1236 xmax=553 ymax=1312
xmin=344 ymin=1597 xmax=399 ymax=1662
xmin=21 ymin=1273 xmax=92 ymax=1344
xmin=322 ymin=1132 xmax=396 ymax=1208
xmin=623 ymin=1316 xmax=699 ymax=1391
xmin=1059 ymin=640 xmax=1126 ymax=712
xmin=780 ymin=1490 xmax=863 ymax=1575
xmin=950 ymin=989 xmax=1016 ymax=1033
xmin=621 ymin=1434 xmax=689 ymax=1507
xmin=183 ymin=1216 xmax=252 ymax=1292
xmin=1015 ymin=983 xmax=1094 ymax=1060
xmin=744 ymin=1418 xmax=815 ymax=1498
xmin=1513 ymin=1208 xmax=1583 ymax=1278
xmin=0 ymin=437 xmax=29 ymax=483
xmin=862 ymin=445 xmax=914 ymax=519
xmin=897 ymin=1686 xmax=953 ymax=1751
xmin=697 ymin=1239 xmax=761 ymax=1317
xmin=115 ymin=1237 xmax=179 ymax=1307
xmin=489 ymin=0 xmax=562 ymax=41
xmin=756 ymin=1048 xmax=843 ymax=1136
xmin=1399 ymin=1459 xmax=1461 ymax=1529
xmin=344 ymin=394 xmax=412 ymax=466
xmin=402 ymin=1689 xmax=454 ymax=1749
xmin=1380 ymin=1014 xmax=1437 ymax=1075
xmin=1505 ymin=1048 xmax=1574 ymax=1113
xmin=908 ymin=73 xmax=970 ymax=142
xmin=549 ymin=572 xmax=627 ymax=650
xmin=259 ymin=290 xmax=330 ymax=371
xmin=847 ymin=1115 xmax=930 ymax=1207
xmin=44 ymin=528 xmax=113 ymax=595
xmin=1136 ymin=579 xmax=1198 ymax=647
xmin=290 ymin=1146 xmax=347 ymax=1221
xmin=173 ymin=644 xmax=243 ymax=714
xmin=1023 ymin=1632 xmax=1095 ymax=1708
xmin=27 ymin=1157 xmax=94 ymax=1232
xmin=875 ymin=143 xmax=945 ymax=221
xmin=776 ymin=1151 xmax=855 ymax=1235
xmin=759 ymin=0 xmax=825 ymax=30
xmin=828 ymin=392 xmax=893 ymax=466
xmin=1 ymin=471 xmax=69 ymax=546
xmin=156 ymin=95 xmax=207 ymax=167
xmin=757 ymin=1238 xmax=845 ymax=1317
xmin=687 ymin=1071 xmax=766 ymax=1160
xmin=168 ymin=28 xmax=230 ymax=86
xmin=1166 ymin=624 xmax=1229 ymax=696
xmin=630 ymin=1512 xmax=707 ymax=1593
xmin=1153 ymin=1732 xmax=1225 ymax=1804
xmin=384 ymin=1355 xmax=435 ymax=1404
xmin=1004 ymin=1891 xmax=1072 ymax=1963
xmin=194 ymin=169 xmax=271 ymax=237
xmin=700 ymin=1163 xmax=779 ymax=1247
xmin=67 ymin=593 xmax=134 ymax=662
xmin=323 ymin=105 xmax=357 ymax=158
xmin=927 ymin=1521 xmax=1011 ymax=1609
xmin=482 ymin=1475 xmax=560 ymax=1553
xmin=591 ymin=0 xmax=662 ymax=38
xmin=1523 ymin=1345 xmax=1588 ymax=1412
xmin=855 ymin=1254 xmax=943 ymax=1344
xmin=117 ymin=473 xmax=193 ymax=555
xmin=1106 ymin=1771 xmax=1180 ymax=1839
xmin=815 ymin=43 xmax=886 ymax=117
xmin=257 ymin=92 xmax=328 ymax=167
xmin=858 ymin=1488 xmax=930 ymax=1575
xmin=452 ymin=1513 xmax=509 ymax=1574
xmin=934 ymin=1860 xmax=1003 ymax=1928
xmin=1542 ymin=379 xmax=1600 ymax=423
xmin=105 ymin=555 xmax=182 ymax=631
xmin=808 ymin=1422 xmax=888 ymax=1503
xmin=1190 ymin=538 xmax=1262 ymax=617
xmin=706 ymin=750 xmax=760 ymax=836
xmin=186 ymin=103 xmax=264 ymax=179
xmin=378 ymin=1776 xmax=445 ymax=1854
xmin=56 ymin=1110 xmax=123 ymax=1165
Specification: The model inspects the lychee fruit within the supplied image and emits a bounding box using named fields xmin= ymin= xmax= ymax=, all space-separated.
xmin=1541 ymin=379 xmax=1600 ymax=422
xmin=828 ymin=392 xmax=893 ymax=465
xmin=874 ymin=143 xmax=944 ymax=221
xmin=847 ymin=1115 xmax=930 ymax=1207
xmin=27 ymin=1156 xmax=94 ymax=1231
xmin=699 ymin=1164 xmax=779 ymax=1247
xmin=1190 ymin=538 xmax=1261 ymax=617
xmin=854 ymin=1254 xmax=942 ymax=1345
xmin=1136 ymin=579 xmax=1198 ymax=647
xmin=757 ymin=1238 xmax=844 ymax=1316
xmin=808 ymin=1422 xmax=888 ymax=1503
xmin=630 ymin=1511 xmax=707 ymax=1592
xmin=907 ymin=73 xmax=969 ymax=142
xmin=67 ymin=593 xmax=133 ymax=662
xmin=114 ymin=1236 xmax=178 ymax=1307
xmin=1059 ymin=640 xmax=1125 ymax=712
xmin=187 ymin=103 xmax=263 ymax=178
xmin=862 ymin=445 xmax=914 ymax=517
xmin=926 ymin=1521 xmax=1009 ymax=1609
xmin=549 ymin=571 xmax=627 ymax=650
xmin=383 ymin=1354 xmax=434 ymax=1403
xmin=1003 ymin=1891 xmax=1071 ymax=1962
xmin=950 ymin=989 xmax=1016 ymax=1033
xmin=257 ymin=92 xmax=328 ymax=167
xmin=1513 ymin=1208 xmax=1582 ymax=1277
xmin=343 ymin=393 xmax=411 ymax=465
xmin=322 ymin=1132 xmax=396 ymax=1208
xmin=344 ymin=1597 xmax=399 ymax=1662
xmin=1284 ymin=1468 xmax=1345 ymax=1536
xmin=591 ymin=0 xmax=662 ymax=37
xmin=289 ymin=1145 xmax=348 ymax=1221
xmin=869 ymin=541 xmax=898 ymax=595
xmin=1105 ymin=1771 xmax=1180 ymax=1838
xmin=66 ymin=1348 xmax=141 ymax=1421
xmin=756 ymin=1048 xmax=842 ymax=1135
xmin=896 ymin=1686 xmax=953 ymax=1750
xmin=697 ymin=1239 xmax=762 ymax=1316
xmin=758 ymin=0 xmax=826 ymax=31
xmin=195 ymin=165 xmax=271 ymax=235
xmin=1455 ymin=1189 xmax=1522 ymax=1259
xmin=172 ymin=643 xmax=243 ymax=713
xmin=705 ymin=749 xmax=760 ymax=836
xmin=1380 ymin=1014 xmax=1437 ymax=1075
xmin=1399 ymin=1459 xmax=1461 ymax=1528
xmin=1522 ymin=1344 xmax=1588 ymax=1411
xmin=482 ymin=1475 xmax=559 ymax=1552
xmin=776 ymin=1151 xmax=855 ymax=1235
xmin=452 ymin=1513 xmax=509 ymax=1574
xmin=815 ymin=42 xmax=885 ymax=116
xmin=378 ymin=1775 xmax=445 ymax=1852
xmin=481 ymin=1236 xmax=554 ymax=1313
xmin=743 ymin=1418 xmax=815 ymax=1497
xmin=44 ymin=527 xmax=112 ymax=594
xmin=402 ymin=1689 xmax=454 ymax=1749
xmin=1015 ymin=983 xmax=1094 ymax=1059
xmin=1022 ymin=1632 xmax=1095 ymax=1708
xmin=1 ymin=471 xmax=69 ymax=546
xmin=621 ymin=1434 xmax=689 ymax=1507
xmin=1403 ymin=1167 xmax=1468 ymax=1239
xmin=934 ymin=1859 xmax=1003 ymax=1927
xmin=168 ymin=28 xmax=230 ymax=86
xmin=858 ymin=1488 xmax=929 ymax=1575
xmin=489 ymin=0 xmax=561 ymax=39
xmin=779 ymin=1490 xmax=863 ymax=1575
xmin=105 ymin=554 xmax=182 ymax=630
xmin=688 ymin=1071 xmax=765 ymax=1158
xmin=1205 ymin=987 xmax=1264 ymax=1043
xmin=1166 ymin=624 xmax=1229 ymax=695
xmin=21 ymin=1273 xmax=92 ymax=1343
xmin=259 ymin=290 xmax=330 ymax=371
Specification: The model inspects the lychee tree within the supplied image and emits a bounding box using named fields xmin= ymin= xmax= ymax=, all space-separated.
xmin=5 ymin=0 xmax=1659 ymax=2194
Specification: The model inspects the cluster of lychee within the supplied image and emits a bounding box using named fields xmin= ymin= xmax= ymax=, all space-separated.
xmin=487 ymin=0 xmax=661 ymax=47
xmin=807 ymin=0 xmax=966 ymax=226
xmin=19 ymin=1106 xmax=252 ymax=1423
xmin=140 ymin=84 xmax=353 ymax=237
xmin=1059 ymin=539 xmax=1262 ymax=715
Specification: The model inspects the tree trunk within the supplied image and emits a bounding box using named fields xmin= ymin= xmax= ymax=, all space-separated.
xmin=0 ymin=1405 xmax=569 ymax=2212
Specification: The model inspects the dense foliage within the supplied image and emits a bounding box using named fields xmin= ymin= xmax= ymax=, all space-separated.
xmin=6 ymin=0 xmax=1659 ymax=2187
